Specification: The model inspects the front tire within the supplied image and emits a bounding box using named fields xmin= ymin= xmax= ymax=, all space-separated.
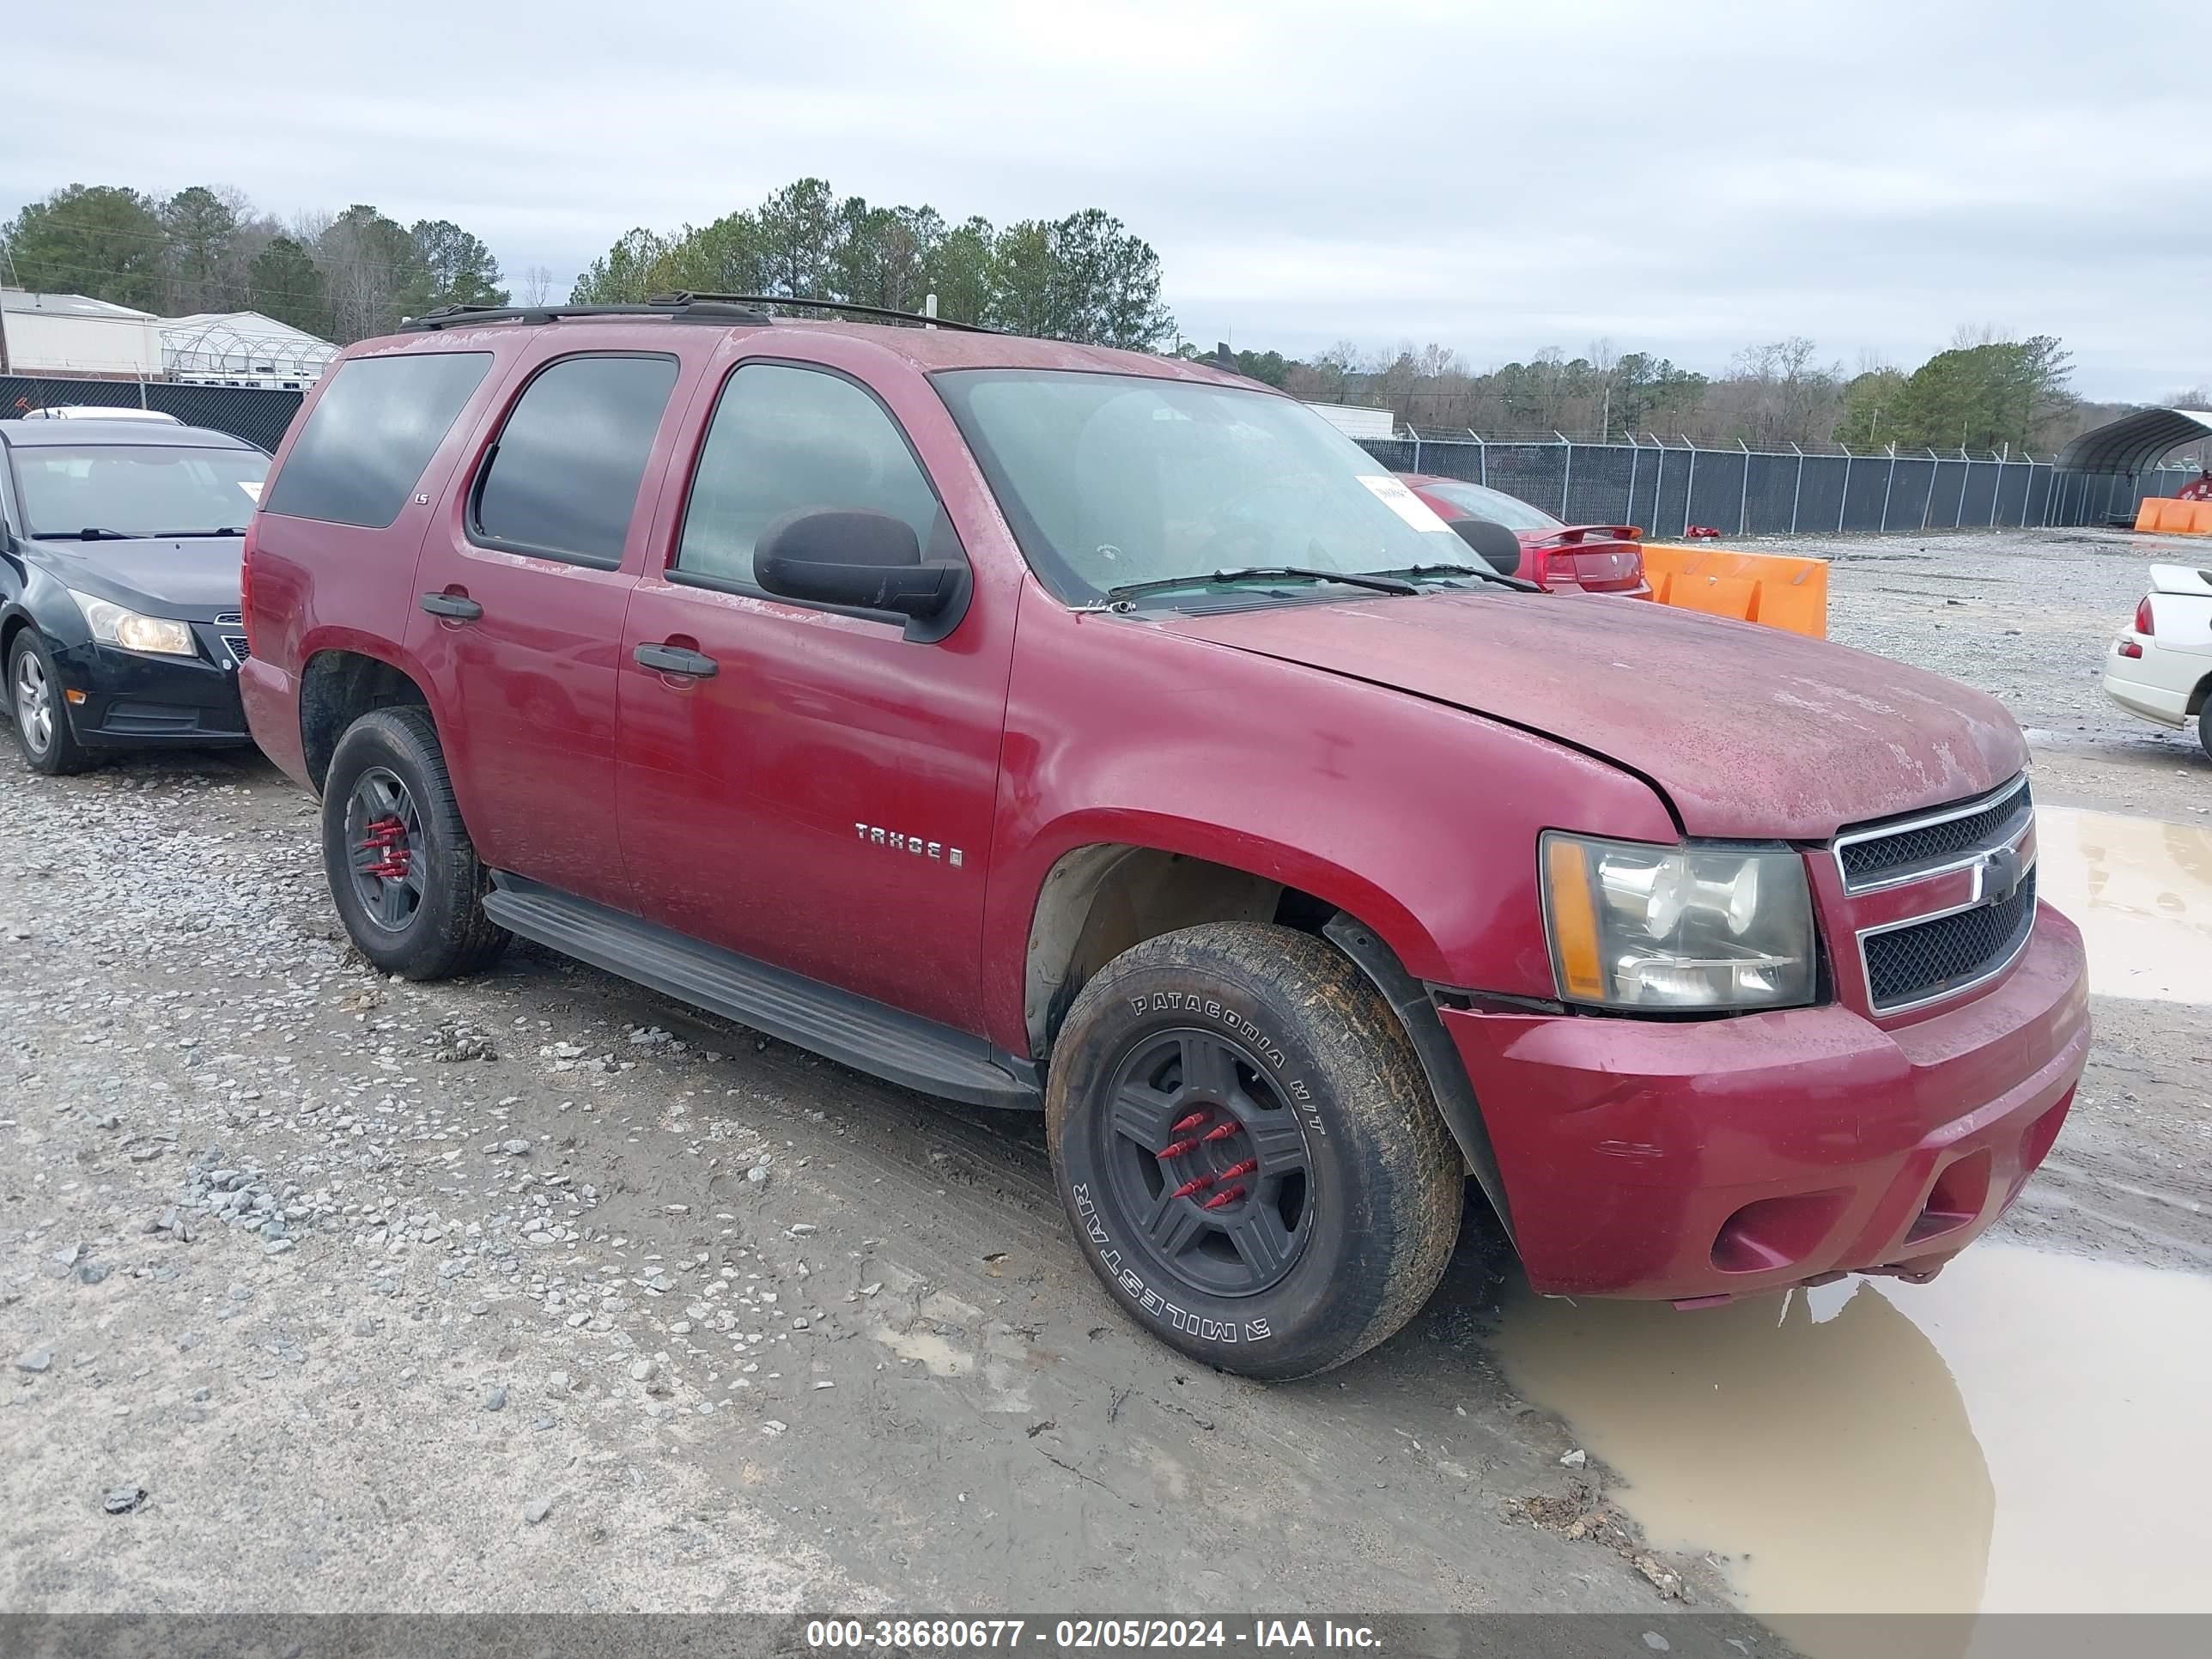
xmin=321 ymin=706 xmax=509 ymax=979
xmin=9 ymin=632 xmax=94 ymax=775
xmin=2197 ymin=702 xmax=2212 ymax=763
xmin=1046 ymin=922 xmax=1462 ymax=1380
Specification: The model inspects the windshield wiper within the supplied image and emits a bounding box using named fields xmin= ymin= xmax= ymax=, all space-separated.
xmin=1104 ymin=565 xmax=1419 ymax=605
xmin=151 ymin=526 xmax=246 ymax=538
xmin=50 ymin=527 xmax=146 ymax=541
xmin=1355 ymin=561 xmax=1544 ymax=594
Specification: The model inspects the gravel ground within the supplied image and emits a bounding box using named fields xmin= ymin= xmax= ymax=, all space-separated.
xmin=2 ymin=526 xmax=2206 ymax=1629
xmin=1802 ymin=522 xmax=2212 ymax=817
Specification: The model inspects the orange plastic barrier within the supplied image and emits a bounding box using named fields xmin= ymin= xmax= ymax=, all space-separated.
xmin=1640 ymin=544 xmax=1829 ymax=637
xmin=2135 ymin=497 xmax=2212 ymax=535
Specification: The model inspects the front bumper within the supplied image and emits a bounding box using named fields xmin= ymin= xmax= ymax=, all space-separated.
xmin=52 ymin=635 xmax=250 ymax=748
xmin=1441 ymin=902 xmax=2089 ymax=1299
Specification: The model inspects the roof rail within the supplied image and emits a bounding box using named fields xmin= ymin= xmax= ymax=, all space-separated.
xmin=398 ymin=296 xmax=775 ymax=332
xmin=656 ymin=293 xmax=998 ymax=335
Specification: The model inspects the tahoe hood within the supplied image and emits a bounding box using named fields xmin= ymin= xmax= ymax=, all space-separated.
xmin=1165 ymin=590 xmax=2026 ymax=840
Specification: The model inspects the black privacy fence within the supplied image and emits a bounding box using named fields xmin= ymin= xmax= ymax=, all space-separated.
xmin=2 ymin=376 xmax=304 ymax=454
xmin=1356 ymin=433 xmax=2201 ymax=538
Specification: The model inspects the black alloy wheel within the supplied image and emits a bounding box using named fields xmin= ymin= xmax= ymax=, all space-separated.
xmin=1093 ymin=1028 xmax=1314 ymax=1298
xmin=343 ymin=765 xmax=427 ymax=933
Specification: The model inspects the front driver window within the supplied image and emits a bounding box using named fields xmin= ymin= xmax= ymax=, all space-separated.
xmin=675 ymin=364 xmax=946 ymax=592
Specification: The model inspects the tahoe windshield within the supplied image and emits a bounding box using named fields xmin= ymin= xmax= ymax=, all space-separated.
xmin=936 ymin=370 xmax=1469 ymax=605
xmin=13 ymin=444 xmax=268 ymax=539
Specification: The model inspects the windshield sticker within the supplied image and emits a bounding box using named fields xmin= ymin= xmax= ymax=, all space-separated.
xmin=1357 ymin=474 xmax=1451 ymax=532
xmin=237 ymin=481 xmax=263 ymax=501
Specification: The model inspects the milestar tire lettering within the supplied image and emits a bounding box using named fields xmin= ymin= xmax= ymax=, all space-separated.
xmin=1070 ymin=1182 xmax=1274 ymax=1344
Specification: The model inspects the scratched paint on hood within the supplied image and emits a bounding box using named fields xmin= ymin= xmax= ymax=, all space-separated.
xmin=1166 ymin=592 xmax=2026 ymax=840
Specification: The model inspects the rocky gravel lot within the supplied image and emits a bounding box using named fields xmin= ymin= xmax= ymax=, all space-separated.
xmin=2 ymin=524 xmax=2206 ymax=1632
xmin=0 ymin=760 xmax=1769 ymax=1637
xmin=1806 ymin=522 xmax=2212 ymax=817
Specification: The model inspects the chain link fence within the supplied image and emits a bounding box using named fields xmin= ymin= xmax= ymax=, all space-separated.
xmin=2 ymin=376 xmax=304 ymax=454
xmin=1356 ymin=433 xmax=2202 ymax=537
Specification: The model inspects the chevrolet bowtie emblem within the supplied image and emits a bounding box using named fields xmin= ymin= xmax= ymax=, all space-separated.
xmin=1974 ymin=845 xmax=2023 ymax=906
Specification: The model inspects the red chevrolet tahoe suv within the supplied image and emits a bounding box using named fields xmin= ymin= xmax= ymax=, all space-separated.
xmin=240 ymin=295 xmax=2088 ymax=1379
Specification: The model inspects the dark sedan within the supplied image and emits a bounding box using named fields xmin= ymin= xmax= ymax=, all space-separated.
xmin=1 ymin=418 xmax=266 ymax=774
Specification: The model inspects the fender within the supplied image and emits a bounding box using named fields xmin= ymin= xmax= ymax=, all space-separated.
xmin=982 ymin=587 xmax=1678 ymax=1055
xmin=281 ymin=629 xmax=455 ymax=795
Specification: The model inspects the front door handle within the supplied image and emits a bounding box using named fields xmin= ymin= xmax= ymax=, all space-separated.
xmin=634 ymin=642 xmax=719 ymax=679
xmin=420 ymin=592 xmax=483 ymax=621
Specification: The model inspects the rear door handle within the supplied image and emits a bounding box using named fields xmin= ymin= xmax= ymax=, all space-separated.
xmin=419 ymin=592 xmax=483 ymax=621
xmin=634 ymin=642 xmax=719 ymax=678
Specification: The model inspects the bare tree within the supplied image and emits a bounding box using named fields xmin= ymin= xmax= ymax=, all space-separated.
xmin=520 ymin=264 xmax=554 ymax=306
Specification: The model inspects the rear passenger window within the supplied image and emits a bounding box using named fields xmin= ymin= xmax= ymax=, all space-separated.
xmin=675 ymin=364 xmax=945 ymax=592
xmin=264 ymin=351 xmax=490 ymax=528
xmin=471 ymin=354 xmax=679 ymax=566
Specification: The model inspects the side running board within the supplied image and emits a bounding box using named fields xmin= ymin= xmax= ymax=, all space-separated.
xmin=482 ymin=875 xmax=1042 ymax=1111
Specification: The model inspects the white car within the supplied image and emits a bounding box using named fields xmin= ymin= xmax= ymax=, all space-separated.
xmin=18 ymin=405 xmax=181 ymax=422
xmin=2105 ymin=562 xmax=2212 ymax=758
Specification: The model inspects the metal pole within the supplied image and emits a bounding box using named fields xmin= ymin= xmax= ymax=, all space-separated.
xmin=1558 ymin=433 xmax=1573 ymax=520
xmin=1652 ymin=441 xmax=1664 ymax=533
xmin=1881 ymin=445 xmax=1897 ymax=532
xmin=1682 ymin=440 xmax=1697 ymax=538
xmin=1838 ymin=445 xmax=1851 ymax=532
xmin=1411 ymin=430 xmax=1421 ymax=474
xmin=1475 ymin=433 xmax=1486 ymax=487
xmin=1923 ymin=450 xmax=1937 ymax=530
xmin=1790 ymin=443 xmax=1804 ymax=533
xmin=1626 ymin=439 xmax=1640 ymax=529
xmin=1956 ymin=447 xmax=1971 ymax=526
xmin=1738 ymin=440 xmax=1751 ymax=537
xmin=1989 ymin=453 xmax=2001 ymax=527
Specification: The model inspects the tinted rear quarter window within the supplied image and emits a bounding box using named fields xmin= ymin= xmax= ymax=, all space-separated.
xmin=264 ymin=351 xmax=491 ymax=528
xmin=471 ymin=354 xmax=679 ymax=566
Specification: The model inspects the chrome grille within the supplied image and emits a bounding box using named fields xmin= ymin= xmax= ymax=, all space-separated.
xmin=1836 ymin=776 xmax=2033 ymax=891
xmin=1863 ymin=870 xmax=2038 ymax=1012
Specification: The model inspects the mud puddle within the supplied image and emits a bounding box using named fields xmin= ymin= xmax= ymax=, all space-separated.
xmin=1492 ymin=1243 xmax=2212 ymax=1648
xmin=2033 ymin=805 xmax=2212 ymax=1003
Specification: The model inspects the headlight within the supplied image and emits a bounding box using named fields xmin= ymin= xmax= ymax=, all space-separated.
xmin=68 ymin=589 xmax=198 ymax=657
xmin=1540 ymin=831 xmax=1815 ymax=1011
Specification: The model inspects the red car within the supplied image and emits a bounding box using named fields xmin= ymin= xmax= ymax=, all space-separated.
xmin=239 ymin=296 xmax=2086 ymax=1380
xmin=1400 ymin=472 xmax=1651 ymax=598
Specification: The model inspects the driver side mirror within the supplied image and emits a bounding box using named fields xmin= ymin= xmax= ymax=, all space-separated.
xmin=1449 ymin=516 xmax=1523 ymax=577
xmin=754 ymin=508 xmax=969 ymax=641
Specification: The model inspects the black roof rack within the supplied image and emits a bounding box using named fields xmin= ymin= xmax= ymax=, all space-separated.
xmin=398 ymin=296 xmax=775 ymax=332
xmin=658 ymin=293 xmax=998 ymax=335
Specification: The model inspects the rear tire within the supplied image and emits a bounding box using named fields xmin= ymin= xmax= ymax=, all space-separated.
xmin=9 ymin=632 xmax=94 ymax=776
xmin=2197 ymin=702 xmax=2212 ymax=763
xmin=321 ymin=706 xmax=508 ymax=979
xmin=1045 ymin=921 xmax=1462 ymax=1381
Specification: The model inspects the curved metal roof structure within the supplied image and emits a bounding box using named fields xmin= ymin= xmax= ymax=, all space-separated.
xmin=159 ymin=311 xmax=337 ymax=380
xmin=2055 ymin=407 xmax=2212 ymax=473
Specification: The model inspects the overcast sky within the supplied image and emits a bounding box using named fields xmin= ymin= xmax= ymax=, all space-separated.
xmin=5 ymin=0 xmax=2203 ymax=400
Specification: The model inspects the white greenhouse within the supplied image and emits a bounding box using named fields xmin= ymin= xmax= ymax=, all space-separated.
xmin=160 ymin=311 xmax=337 ymax=389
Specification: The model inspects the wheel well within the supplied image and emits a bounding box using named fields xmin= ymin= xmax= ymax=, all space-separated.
xmin=2190 ymin=672 xmax=2212 ymax=719
xmin=300 ymin=650 xmax=429 ymax=791
xmin=1025 ymin=844 xmax=1346 ymax=1058
xmin=1 ymin=611 xmax=33 ymax=664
